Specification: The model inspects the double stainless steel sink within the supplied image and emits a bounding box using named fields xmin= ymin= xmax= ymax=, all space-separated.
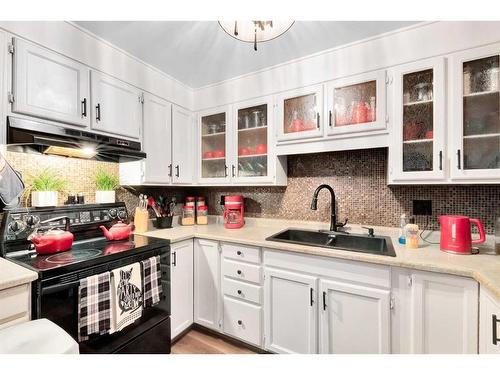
xmin=266 ymin=228 xmax=396 ymax=257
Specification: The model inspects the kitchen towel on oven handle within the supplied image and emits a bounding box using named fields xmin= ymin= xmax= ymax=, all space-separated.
xmin=141 ymin=256 xmax=163 ymax=308
xmin=110 ymin=262 xmax=143 ymax=333
xmin=0 ymin=151 xmax=25 ymax=210
xmin=77 ymin=272 xmax=112 ymax=342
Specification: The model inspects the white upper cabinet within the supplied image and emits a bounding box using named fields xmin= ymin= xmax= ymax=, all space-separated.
xmin=232 ymin=96 xmax=274 ymax=184
xmin=319 ymin=279 xmax=391 ymax=354
xmin=90 ymin=70 xmax=142 ymax=139
xmin=142 ymin=93 xmax=172 ymax=185
xmin=326 ymin=70 xmax=387 ymax=136
xmin=389 ymin=57 xmax=447 ymax=182
xmin=12 ymin=38 xmax=90 ymax=127
xmin=197 ymin=105 xmax=232 ymax=184
xmin=275 ymin=84 xmax=324 ymax=142
xmin=264 ymin=268 xmax=318 ymax=354
xmin=450 ymin=44 xmax=500 ymax=181
xmin=172 ymin=105 xmax=194 ymax=184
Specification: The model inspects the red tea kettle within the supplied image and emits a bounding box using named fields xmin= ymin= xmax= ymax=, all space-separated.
xmin=29 ymin=216 xmax=74 ymax=255
xmin=100 ymin=221 xmax=133 ymax=241
xmin=439 ymin=215 xmax=486 ymax=254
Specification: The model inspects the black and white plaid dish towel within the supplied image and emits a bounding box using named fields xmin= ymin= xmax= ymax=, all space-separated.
xmin=141 ymin=256 xmax=162 ymax=308
xmin=78 ymin=272 xmax=111 ymax=342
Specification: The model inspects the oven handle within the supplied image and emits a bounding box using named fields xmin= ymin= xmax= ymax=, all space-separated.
xmin=42 ymin=281 xmax=81 ymax=295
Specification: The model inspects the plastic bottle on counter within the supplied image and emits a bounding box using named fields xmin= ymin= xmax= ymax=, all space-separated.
xmin=398 ymin=214 xmax=407 ymax=245
xmin=405 ymin=218 xmax=420 ymax=249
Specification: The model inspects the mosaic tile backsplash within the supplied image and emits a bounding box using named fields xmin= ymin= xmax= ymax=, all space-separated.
xmin=4 ymin=148 xmax=500 ymax=234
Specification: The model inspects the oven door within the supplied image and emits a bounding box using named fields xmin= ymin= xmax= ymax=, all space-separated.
xmin=36 ymin=246 xmax=171 ymax=354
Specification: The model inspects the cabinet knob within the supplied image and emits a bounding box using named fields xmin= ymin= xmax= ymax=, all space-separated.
xmin=237 ymin=250 xmax=242 ymax=255
xmin=237 ymin=270 xmax=242 ymax=275
xmin=237 ymin=290 xmax=242 ymax=295
xmin=237 ymin=320 xmax=242 ymax=326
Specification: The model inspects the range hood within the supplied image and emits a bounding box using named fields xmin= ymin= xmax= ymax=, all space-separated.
xmin=6 ymin=117 xmax=146 ymax=162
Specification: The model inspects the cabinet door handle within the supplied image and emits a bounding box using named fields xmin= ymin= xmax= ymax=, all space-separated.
xmin=81 ymin=98 xmax=87 ymax=117
xmin=237 ymin=290 xmax=242 ymax=295
xmin=493 ymin=314 xmax=500 ymax=345
xmin=439 ymin=150 xmax=443 ymax=171
xmin=95 ymin=103 xmax=101 ymax=121
xmin=316 ymin=113 xmax=320 ymax=128
xmin=168 ymin=164 xmax=172 ymax=177
xmin=457 ymin=149 xmax=461 ymax=170
xmin=329 ymin=110 xmax=333 ymax=127
xmin=322 ymin=291 xmax=327 ymax=311
xmin=232 ymin=164 xmax=236 ymax=178
xmin=237 ymin=320 xmax=243 ymax=326
xmin=237 ymin=270 xmax=242 ymax=275
xmin=310 ymin=287 xmax=314 ymax=306
xmin=224 ymin=165 xmax=228 ymax=177
xmin=175 ymin=165 xmax=180 ymax=178
xmin=172 ymin=251 xmax=177 ymax=267
xmin=237 ymin=250 xmax=242 ymax=256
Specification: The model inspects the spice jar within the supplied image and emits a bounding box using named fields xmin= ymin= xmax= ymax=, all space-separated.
xmin=197 ymin=205 xmax=208 ymax=225
xmin=405 ymin=223 xmax=420 ymax=249
xmin=185 ymin=197 xmax=195 ymax=208
xmin=181 ymin=205 xmax=195 ymax=226
xmin=196 ymin=197 xmax=206 ymax=208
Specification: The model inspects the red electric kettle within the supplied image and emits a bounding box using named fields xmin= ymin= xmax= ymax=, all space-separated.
xmin=439 ymin=215 xmax=486 ymax=254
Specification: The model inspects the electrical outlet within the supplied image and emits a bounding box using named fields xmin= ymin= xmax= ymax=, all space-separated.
xmin=413 ymin=200 xmax=432 ymax=216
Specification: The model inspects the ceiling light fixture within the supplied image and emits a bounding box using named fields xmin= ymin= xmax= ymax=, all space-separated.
xmin=218 ymin=21 xmax=295 ymax=51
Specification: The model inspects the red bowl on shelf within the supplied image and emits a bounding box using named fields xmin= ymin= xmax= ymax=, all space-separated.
xmin=203 ymin=151 xmax=214 ymax=159
xmin=213 ymin=150 xmax=225 ymax=158
xmin=255 ymin=144 xmax=267 ymax=154
xmin=238 ymin=147 xmax=252 ymax=156
xmin=425 ymin=130 xmax=434 ymax=139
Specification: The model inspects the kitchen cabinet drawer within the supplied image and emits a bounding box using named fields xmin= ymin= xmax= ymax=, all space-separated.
xmin=223 ymin=296 xmax=262 ymax=347
xmin=223 ymin=277 xmax=262 ymax=305
xmin=222 ymin=259 xmax=261 ymax=284
xmin=0 ymin=284 xmax=30 ymax=325
xmin=221 ymin=243 xmax=261 ymax=264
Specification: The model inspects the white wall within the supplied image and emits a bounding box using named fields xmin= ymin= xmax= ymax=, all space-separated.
xmin=193 ymin=21 xmax=500 ymax=110
xmin=0 ymin=21 xmax=193 ymax=110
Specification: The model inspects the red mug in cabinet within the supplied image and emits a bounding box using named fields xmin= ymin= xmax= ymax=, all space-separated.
xmin=425 ymin=130 xmax=434 ymax=139
xmin=352 ymin=102 xmax=368 ymax=124
xmin=290 ymin=118 xmax=304 ymax=133
xmin=255 ymin=144 xmax=267 ymax=155
xmin=213 ymin=150 xmax=225 ymax=158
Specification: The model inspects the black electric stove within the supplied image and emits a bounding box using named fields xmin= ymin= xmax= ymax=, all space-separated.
xmin=0 ymin=203 xmax=171 ymax=354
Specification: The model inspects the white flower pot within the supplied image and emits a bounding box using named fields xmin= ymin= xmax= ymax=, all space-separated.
xmin=95 ymin=190 xmax=116 ymax=204
xmin=31 ymin=191 xmax=58 ymax=207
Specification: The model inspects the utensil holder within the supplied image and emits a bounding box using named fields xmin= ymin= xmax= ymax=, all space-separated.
xmin=154 ymin=216 xmax=173 ymax=229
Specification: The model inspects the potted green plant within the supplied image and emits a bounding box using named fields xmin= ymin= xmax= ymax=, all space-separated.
xmin=94 ymin=168 xmax=119 ymax=204
xmin=25 ymin=169 xmax=67 ymax=207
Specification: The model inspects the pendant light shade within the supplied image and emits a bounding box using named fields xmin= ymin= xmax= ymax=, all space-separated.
xmin=218 ymin=21 xmax=294 ymax=51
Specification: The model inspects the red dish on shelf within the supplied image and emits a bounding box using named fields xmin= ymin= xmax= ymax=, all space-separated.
xmin=203 ymin=151 xmax=214 ymax=159
xmin=255 ymin=144 xmax=267 ymax=154
xmin=213 ymin=150 xmax=225 ymax=158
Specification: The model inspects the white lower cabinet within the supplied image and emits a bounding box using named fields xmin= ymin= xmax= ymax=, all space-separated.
xmin=319 ymin=280 xmax=391 ymax=354
xmin=193 ymin=239 xmax=222 ymax=331
xmin=223 ymin=296 xmax=262 ymax=347
xmin=263 ymin=268 xmax=318 ymax=354
xmin=480 ymin=287 xmax=500 ymax=354
xmin=170 ymin=240 xmax=194 ymax=340
xmin=0 ymin=283 xmax=31 ymax=329
xmin=391 ymin=268 xmax=478 ymax=354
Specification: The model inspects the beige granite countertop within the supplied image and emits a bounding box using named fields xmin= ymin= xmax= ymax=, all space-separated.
xmin=0 ymin=257 xmax=38 ymax=290
xmin=143 ymin=216 xmax=500 ymax=299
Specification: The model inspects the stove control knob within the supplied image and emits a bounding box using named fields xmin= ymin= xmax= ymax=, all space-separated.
xmin=8 ymin=220 xmax=25 ymax=234
xmin=118 ymin=210 xmax=128 ymax=220
xmin=25 ymin=215 xmax=40 ymax=227
xmin=108 ymin=209 xmax=118 ymax=219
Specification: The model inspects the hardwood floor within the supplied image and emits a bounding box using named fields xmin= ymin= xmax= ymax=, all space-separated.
xmin=172 ymin=329 xmax=259 ymax=354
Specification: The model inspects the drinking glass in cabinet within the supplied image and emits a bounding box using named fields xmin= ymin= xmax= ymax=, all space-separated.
xmin=402 ymin=69 xmax=434 ymax=172
xmin=333 ymin=81 xmax=376 ymax=126
xmin=201 ymin=112 xmax=227 ymax=178
xmin=237 ymin=104 xmax=268 ymax=177
xmin=462 ymin=55 xmax=500 ymax=169
xmin=283 ymin=93 xmax=318 ymax=133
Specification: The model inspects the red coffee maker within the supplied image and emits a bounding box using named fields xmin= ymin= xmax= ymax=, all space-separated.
xmin=439 ymin=215 xmax=486 ymax=254
xmin=223 ymin=195 xmax=244 ymax=229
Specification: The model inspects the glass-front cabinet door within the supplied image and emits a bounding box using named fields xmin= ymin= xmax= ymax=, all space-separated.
xmin=451 ymin=46 xmax=500 ymax=180
xmin=326 ymin=70 xmax=387 ymax=135
xmin=233 ymin=96 xmax=273 ymax=183
xmin=389 ymin=58 xmax=446 ymax=182
xmin=198 ymin=106 xmax=231 ymax=183
xmin=275 ymin=85 xmax=324 ymax=142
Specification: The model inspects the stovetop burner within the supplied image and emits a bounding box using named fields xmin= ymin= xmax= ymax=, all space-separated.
xmin=45 ymin=249 xmax=102 ymax=265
